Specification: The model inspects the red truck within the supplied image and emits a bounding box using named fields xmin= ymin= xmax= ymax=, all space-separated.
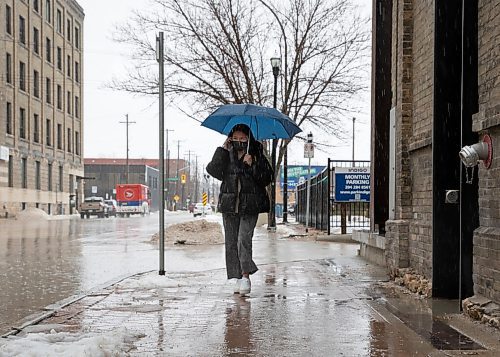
xmin=115 ymin=184 xmax=151 ymax=217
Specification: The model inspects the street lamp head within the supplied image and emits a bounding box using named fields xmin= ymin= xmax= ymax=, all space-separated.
xmin=270 ymin=57 xmax=281 ymax=76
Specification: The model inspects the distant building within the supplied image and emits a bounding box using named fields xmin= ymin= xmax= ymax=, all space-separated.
xmin=84 ymin=158 xmax=189 ymax=211
xmin=0 ymin=0 xmax=85 ymax=217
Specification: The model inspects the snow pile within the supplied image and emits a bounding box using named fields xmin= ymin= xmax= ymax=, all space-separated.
xmin=15 ymin=208 xmax=49 ymax=221
xmin=0 ymin=327 xmax=143 ymax=357
xmin=151 ymin=219 xmax=224 ymax=245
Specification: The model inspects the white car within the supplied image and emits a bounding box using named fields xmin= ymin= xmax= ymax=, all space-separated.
xmin=193 ymin=203 xmax=212 ymax=217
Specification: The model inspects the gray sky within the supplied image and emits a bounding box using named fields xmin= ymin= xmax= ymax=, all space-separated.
xmin=78 ymin=0 xmax=371 ymax=169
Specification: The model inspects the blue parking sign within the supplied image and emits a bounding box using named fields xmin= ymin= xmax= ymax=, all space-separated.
xmin=334 ymin=167 xmax=370 ymax=202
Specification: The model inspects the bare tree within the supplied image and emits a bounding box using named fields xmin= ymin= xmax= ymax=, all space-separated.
xmin=112 ymin=0 xmax=369 ymax=164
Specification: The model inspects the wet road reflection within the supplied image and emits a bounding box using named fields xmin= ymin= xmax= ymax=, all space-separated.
xmin=0 ymin=213 xmax=217 ymax=335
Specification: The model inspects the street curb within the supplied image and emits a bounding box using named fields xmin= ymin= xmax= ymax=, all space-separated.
xmin=1 ymin=270 xmax=155 ymax=338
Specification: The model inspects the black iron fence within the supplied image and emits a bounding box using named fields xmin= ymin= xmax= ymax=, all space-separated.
xmin=296 ymin=159 xmax=370 ymax=234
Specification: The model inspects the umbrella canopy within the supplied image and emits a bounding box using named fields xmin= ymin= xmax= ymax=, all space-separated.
xmin=201 ymin=103 xmax=302 ymax=140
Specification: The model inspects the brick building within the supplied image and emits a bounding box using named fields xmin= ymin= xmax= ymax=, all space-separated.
xmin=0 ymin=0 xmax=84 ymax=216
xmin=369 ymin=0 xmax=499 ymax=306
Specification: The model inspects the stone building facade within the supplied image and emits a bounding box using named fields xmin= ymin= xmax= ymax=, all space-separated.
xmin=0 ymin=0 xmax=84 ymax=217
xmin=370 ymin=0 xmax=499 ymax=306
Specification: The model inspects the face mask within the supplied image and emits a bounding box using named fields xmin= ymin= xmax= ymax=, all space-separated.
xmin=232 ymin=141 xmax=248 ymax=152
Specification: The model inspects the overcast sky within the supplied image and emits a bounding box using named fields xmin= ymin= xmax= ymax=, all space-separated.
xmin=78 ymin=0 xmax=371 ymax=171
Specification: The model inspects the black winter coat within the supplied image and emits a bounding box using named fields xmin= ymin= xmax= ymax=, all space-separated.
xmin=206 ymin=145 xmax=273 ymax=215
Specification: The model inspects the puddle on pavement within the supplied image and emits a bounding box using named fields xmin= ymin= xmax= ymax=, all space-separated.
xmin=384 ymin=301 xmax=485 ymax=351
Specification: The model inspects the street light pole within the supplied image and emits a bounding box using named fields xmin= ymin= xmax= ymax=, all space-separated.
xmin=156 ymin=32 xmax=165 ymax=275
xmin=269 ymin=57 xmax=281 ymax=231
xmin=119 ymin=114 xmax=136 ymax=184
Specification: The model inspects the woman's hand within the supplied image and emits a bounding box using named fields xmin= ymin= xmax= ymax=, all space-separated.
xmin=222 ymin=137 xmax=231 ymax=150
xmin=243 ymin=154 xmax=253 ymax=166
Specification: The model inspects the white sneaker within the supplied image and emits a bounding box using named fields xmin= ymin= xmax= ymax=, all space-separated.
xmin=239 ymin=277 xmax=251 ymax=295
xmin=233 ymin=279 xmax=241 ymax=294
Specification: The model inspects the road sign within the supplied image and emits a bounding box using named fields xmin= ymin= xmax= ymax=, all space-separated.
xmin=202 ymin=192 xmax=208 ymax=206
xmin=91 ymin=186 xmax=97 ymax=194
xmin=304 ymin=143 xmax=314 ymax=158
xmin=174 ymin=195 xmax=180 ymax=202
xmin=167 ymin=177 xmax=178 ymax=182
xmin=334 ymin=167 xmax=370 ymax=202
xmin=181 ymin=174 xmax=187 ymax=184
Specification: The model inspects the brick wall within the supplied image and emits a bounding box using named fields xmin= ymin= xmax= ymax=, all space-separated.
xmin=471 ymin=1 xmax=500 ymax=302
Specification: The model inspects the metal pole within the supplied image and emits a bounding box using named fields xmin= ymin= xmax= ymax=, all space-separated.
xmin=165 ymin=129 xmax=174 ymax=208
xmin=352 ymin=117 xmax=356 ymax=163
xmin=157 ymin=32 xmax=165 ymax=276
xmin=283 ymin=142 xmax=288 ymax=223
xmin=269 ymin=69 xmax=278 ymax=231
xmin=306 ymin=156 xmax=311 ymax=233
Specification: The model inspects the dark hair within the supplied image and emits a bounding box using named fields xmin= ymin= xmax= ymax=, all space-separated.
xmin=228 ymin=124 xmax=262 ymax=156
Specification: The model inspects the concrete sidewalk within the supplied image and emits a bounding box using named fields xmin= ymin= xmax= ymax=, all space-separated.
xmin=3 ymin=225 xmax=500 ymax=356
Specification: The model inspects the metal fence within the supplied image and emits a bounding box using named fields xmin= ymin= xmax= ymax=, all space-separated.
xmin=296 ymin=159 xmax=370 ymax=234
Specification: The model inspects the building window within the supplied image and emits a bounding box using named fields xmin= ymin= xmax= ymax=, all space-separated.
xmin=57 ymin=85 xmax=62 ymax=109
xmin=6 ymin=53 xmax=12 ymax=84
xmin=33 ymin=27 xmax=39 ymax=54
xmin=8 ymin=155 xmax=13 ymax=187
xmin=46 ymin=0 xmax=51 ymax=23
xmin=35 ymin=161 xmax=41 ymax=190
xmin=21 ymin=158 xmax=27 ymax=189
xmin=75 ymin=131 xmax=80 ymax=155
xmin=46 ymin=38 xmax=51 ymax=62
xmin=34 ymin=70 xmax=40 ymax=98
xmin=46 ymin=118 xmax=51 ymax=146
xmin=67 ymin=55 xmax=71 ymax=77
xmin=57 ymin=47 xmax=62 ymax=70
xmin=20 ymin=108 xmax=26 ymax=139
xmin=67 ymin=128 xmax=72 ymax=152
xmin=75 ymin=61 xmax=80 ymax=82
xmin=34 ymin=0 xmax=39 ymax=13
xmin=75 ymin=26 xmax=80 ymax=49
xmin=19 ymin=62 xmax=26 ymax=91
xmin=58 ymin=165 xmax=63 ymax=191
xmin=19 ymin=16 xmax=26 ymax=45
xmin=48 ymin=163 xmax=52 ymax=191
xmin=66 ymin=19 xmax=71 ymax=42
xmin=6 ymin=102 xmax=12 ymax=135
xmin=6 ymin=5 xmax=12 ymax=35
xmin=56 ymin=9 xmax=62 ymax=33
xmin=69 ymin=174 xmax=74 ymax=193
xmin=46 ymin=77 xmax=51 ymax=103
xmin=75 ymin=96 xmax=80 ymax=118
xmin=57 ymin=123 xmax=62 ymax=149
xmin=34 ymin=114 xmax=40 ymax=143
xmin=67 ymin=91 xmax=71 ymax=114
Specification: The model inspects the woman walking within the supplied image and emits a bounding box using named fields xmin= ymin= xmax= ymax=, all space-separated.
xmin=206 ymin=124 xmax=273 ymax=295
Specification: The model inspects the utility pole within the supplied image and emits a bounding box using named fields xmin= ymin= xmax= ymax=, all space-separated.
xmin=194 ymin=156 xmax=199 ymax=203
xmin=119 ymin=114 xmax=136 ymax=184
xmin=156 ymin=32 xmax=165 ymax=275
xmin=352 ymin=117 xmax=356 ymax=162
xmin=165 ymin=129 xmax=174 ymax=207
xmin=175 ymin=140 xmax=182 ymax=209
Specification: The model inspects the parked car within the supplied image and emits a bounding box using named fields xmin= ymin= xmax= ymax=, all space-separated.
xmin=104 ymin=199 xmax=118 ymax=217
xmin=193 ymin=203 xmax=212 ymax=217
xmin=79 ymin=196 xmax=109 ymax=219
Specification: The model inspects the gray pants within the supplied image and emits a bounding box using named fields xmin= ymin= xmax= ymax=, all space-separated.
xmin=222 ymin=213 xmax=258 ymax=279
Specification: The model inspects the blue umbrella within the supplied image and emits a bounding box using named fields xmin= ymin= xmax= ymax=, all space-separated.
xmin=201 ymin=103 xmax=302 ymax=140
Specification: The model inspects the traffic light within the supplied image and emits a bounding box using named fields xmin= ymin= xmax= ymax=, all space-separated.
xmin=181 ymin=174 xmax=186 ymax=184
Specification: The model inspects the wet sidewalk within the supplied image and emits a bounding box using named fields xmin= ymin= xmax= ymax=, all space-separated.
xmin=2 ymin=225 xmax=500 ymax=356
